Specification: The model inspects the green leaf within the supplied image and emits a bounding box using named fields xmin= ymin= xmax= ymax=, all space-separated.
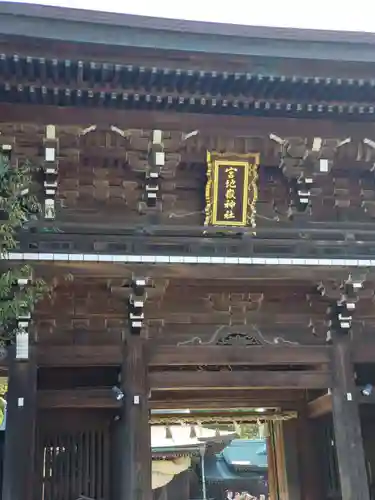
xmin=0 ymin=154 xmax=48 ymax=339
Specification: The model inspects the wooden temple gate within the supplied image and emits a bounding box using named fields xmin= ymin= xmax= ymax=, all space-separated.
xmin=2 ymin=3 xmax=375 ymax=500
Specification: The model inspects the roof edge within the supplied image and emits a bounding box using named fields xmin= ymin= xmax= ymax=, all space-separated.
xmin=2 ymin=3 xmax=375 ymax=62
xmin=2 ymin=1 xmax=375 ymax=45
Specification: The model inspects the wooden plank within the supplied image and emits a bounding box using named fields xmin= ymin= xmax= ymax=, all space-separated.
xmin=37 ymin=345 xmax=121 ymax=367
xmin=36 ymin=345 xmax=331 ymax=367
xmin=37 ymin=388 xmax=304 ymax=409
xmin=38 ymin=389 xmax=116 ymax=408
xmin=297 ymin=410 xmax=324 ymax=500
xmin=34 ymin=342 xmax=375 ymax=368
xmin=32 ymin=260 xmax=355 ymax=281
xmin=152 ymin=389 xmax=304 ymax=406
xmin=151 ymin=346 xmax=331 ymax=365
xmin=331 ymin=339 xmax=370 ymax=500
xmin=149 ymin=370 xmax=331 ymax=390
xmin=307 ymin=393 xmax=332 ymax=419
xmin=0 ymin=102 xmax=373 ymax=138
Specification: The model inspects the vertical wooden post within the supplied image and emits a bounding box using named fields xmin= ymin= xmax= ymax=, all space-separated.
xmin=331 ymin=338 xmax=370 ymax=500
xmin=120 ymin=335 xmax=152 ymax=500
xmin=2 ymin=347 xmax=37 ymax=500
xmin=296 ymin=410 xmax=323 ymax=500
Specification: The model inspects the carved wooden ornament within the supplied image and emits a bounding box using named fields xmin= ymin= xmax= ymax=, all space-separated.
xmin=204 ymin=151 xmax=260 ymax=227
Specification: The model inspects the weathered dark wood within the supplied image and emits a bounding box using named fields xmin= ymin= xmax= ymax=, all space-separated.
xmin=307 ymin=393 xmax=332 ymax=418
xmin=0 ymin=102 xmax=373 ymax=138
xmin=150 ymin=346 xmax=331 ymax=365
xmin=38 ymin=389 xmax=116 ymax=408
xmin=151 ymin=388 xmax=305 ymax=407
xmin=353 ymin=342 xmax=375 ymax=363
xmin=120 ymin=336 xmax=152 ymax=500
xmin=36 ymin=345 xmax=332 ymax=367
xmin=24 ymin=230 xmax=375 ymax=262
xmin=331 ymin=338 xmax=370 ymax=500
xmin=37 ymin=388 xmax=304 ymax=409
xmin=296 ymin=410 xmax=323 ymax=500
xmin=37 ymin=345 xmax=121 ymax=366
xmin=33 ymin=260 xmax=360 ymax=281
xmin=2 ymin=348 xmax=37 ymax=500
xmin=149 ymin=369 xmax=331 ymax=390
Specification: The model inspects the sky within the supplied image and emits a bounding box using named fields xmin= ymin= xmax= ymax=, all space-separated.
xmin=10 ymin=0 xmax=375 ymax=32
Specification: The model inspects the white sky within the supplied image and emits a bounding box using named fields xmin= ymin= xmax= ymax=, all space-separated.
xmin=10 ymin=0 xmax=375 ymax=32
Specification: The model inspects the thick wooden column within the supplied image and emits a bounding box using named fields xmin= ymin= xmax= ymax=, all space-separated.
xmin=296 ymin=411 xmax=323 ymax=500
xmin=331 ymin=338 xmax=370 ymax=500
xmin=120 ymin=335 xmax=152 ymax=500
xmin=2 ymin=347 xmax=37 ymax=500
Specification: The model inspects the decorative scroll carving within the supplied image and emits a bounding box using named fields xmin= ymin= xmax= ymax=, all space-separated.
xmin=177 ymin=326 xmax=263 ymax=346
xmin=217 ymin=333 xmax=262 ymax=346
xmin=204 ymin=152 xmax=260 ymax=228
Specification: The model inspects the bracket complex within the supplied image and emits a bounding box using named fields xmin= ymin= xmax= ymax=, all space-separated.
xmin=145 ymin=130 xmax=164 ymax=208
xmin=128 ymin=277 xmax=147 ymax=335
xmin=270 ymin=134 xmax=350 ymax=218
xmin=317 ymin=275 xmax=364 ymax=341
xmin=43 ymin=125 xmax=59 ymax=220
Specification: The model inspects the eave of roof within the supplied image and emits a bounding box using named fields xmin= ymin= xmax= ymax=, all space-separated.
xmin=2 ymin=2 xmax=375 ymax=63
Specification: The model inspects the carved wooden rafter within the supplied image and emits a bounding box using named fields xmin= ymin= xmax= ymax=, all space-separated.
xmin=177 ymin=325 xmax=264 ymax=346
xmin=3 ymin=121 xmax=375 ymax=227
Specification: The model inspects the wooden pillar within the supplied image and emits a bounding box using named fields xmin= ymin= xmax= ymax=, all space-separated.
xmin=296 ymin=411 xmax=323 ymax=500
xmin=331 ymin=338 xmax=370 ymax=500
xmin=2 ymin=347 xmax=37 ymax=500
xmin=120 ymin=335 xmax=152 ymax=500
xmin=282 ymin=419 xmax=301 ymax=500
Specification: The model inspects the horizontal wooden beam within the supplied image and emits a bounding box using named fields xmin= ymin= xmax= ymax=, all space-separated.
xmin=37 ymin=388 xmax=305 ymax=409
xmin=307 ymin=387 xmax=375 ymax=419
xmin=0 ymin=102 xmax=372 ymax=138
xmin=149 ymin=370 xmax=331 ymax=390
xmin=37 ymin=345 xmax=121 ymax=367
xmin=151 ymin=388 xmax=305 ymax=409
xmin=307 ymin=393 xmax=332 ymax=418
xmin=38 ymin=389 xmax=116 ymax=409
xmin=151 ymin=346 xmax=331 ymax=365
xmin=150 ymin=399 xmax=300 ymax=410
xmin=36 ymin=345 xmax=332 ymax=367
xmin=10 ymin=342 xmax=375 ymax=372
xmin=33 ymin=261 xmax=356 ymax=281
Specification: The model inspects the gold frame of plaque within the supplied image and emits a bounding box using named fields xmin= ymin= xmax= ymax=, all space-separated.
xmin=205 ymin=151 xmax=260 ymax=227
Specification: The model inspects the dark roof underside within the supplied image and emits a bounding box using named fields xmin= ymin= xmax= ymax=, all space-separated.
xmin=2 ymin=2 xmax=375 ymax=62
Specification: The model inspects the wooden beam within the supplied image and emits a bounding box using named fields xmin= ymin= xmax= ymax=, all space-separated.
xmin=152 ymin=388 xmax=305 ymax=404
xmin=37 ymin=388 xmax=304 ymax=409
xmin=37 ymin=345 xmax=121 ymax=367
xmin=331 ymin=338 xmax=370 ymax=500
xmin=2 ymin=349 xmax=37 ymax=500
xmin=151 ymin=346 xmax=331 ymax=365
xmin=149 ymin=370 xmax=331 ymax=390
xmin=150 ymin=399 xmax=300 ymax=410
xmin=120 ymin=337 xmax=152 ymax=500
xmin=0 ymin=102 xmax=372 ymax=138
xmin=307 ymin=388 xmax=375 ymax=415
xmin=297 ymin=410 xmax=324 ymax=500
xmin=36 ymin=345 xmax=332 ymax=367
xmin=307 ymin=393 xmax=332 ymax=418
xmin=38 ymin=388 xmax=116 ymax=408
xmin=33 ymin=260 xmax=356 ymax=281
